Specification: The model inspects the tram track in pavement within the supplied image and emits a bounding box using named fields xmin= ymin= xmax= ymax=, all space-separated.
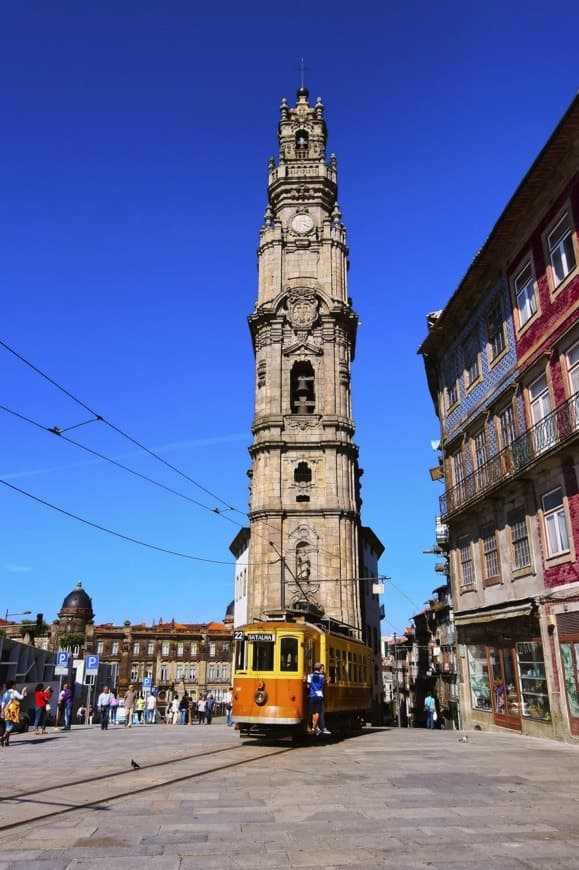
xmin=0 ymin=741 xmax=295 ymax=834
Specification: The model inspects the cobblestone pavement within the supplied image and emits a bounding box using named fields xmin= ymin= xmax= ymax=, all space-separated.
xmin=1 ymin=722 xmax=579 ymax=869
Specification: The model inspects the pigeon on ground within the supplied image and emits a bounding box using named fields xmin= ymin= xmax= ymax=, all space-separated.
xmin=457 ymin=736 xmax=469 ymax=743
xmin=131 ymin=759 xmax=141 ymax=769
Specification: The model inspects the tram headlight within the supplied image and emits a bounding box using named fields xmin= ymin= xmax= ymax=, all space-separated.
xmin=254 ymin=689 xmax=268 ymax=706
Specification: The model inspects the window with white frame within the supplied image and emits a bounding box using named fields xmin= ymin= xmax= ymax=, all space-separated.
xmin=162 ymin=642 xmax=170 ymax=656
xmin=160 ymin=663 xmax=168 ymax=681
xmin=130 ymin=664 xmax=139 ymax=681
xmin=145 ymin=664 xmax=153 ymax=679
xmin=458 ymin=535 xmax=475 ymax=586
xmin=514 ymin=262 xmax=537 ymax=326
xmin=542 ymin=487 xmax=570 ymax=557
xmin=147 ymin=641 xmax=154 ymax=655
xmin=176 ymin=664 xmax=183 ymax=680
xmin=190 ymin=664 xmax=197 ymax=681
xmin=97 ymin=641 xmax=104 ymax=654
xmin=481 ymin=524 xmax=500 ymax=580
xmin=548 ymin=212 xmax=576 ymax=285
xmin=209 ymin=643 xmax=216 ymax=657
xmin=221 ymin=664 xmax=228 ymax=681
xmin=133 ymin=642 xmax=140 ymax=655
xmin=463 ymin=330 xmax=480 ymax=387
xmin=191 ymin=642 xmax=198 ymax=656
xmin=529 ymin=373 xmax=554 ymax=451
xmin=208 ymin=664 xmax=216 ymax=681
xmin=566 ymin=340 xmax=579 ymax=430
xmin=177 ymin=643 xmax=184 ymax=657
xmin=111 ymin=641 xmax=119 ymax=655
xmin=508 ymin=508 xmax=532 ymax=570
xmin=487 ymin=298 xmax=506 ymax=359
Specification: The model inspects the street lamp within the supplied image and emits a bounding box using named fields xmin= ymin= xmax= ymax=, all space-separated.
xmin=3 ymin=609 xmax=32 ymax=622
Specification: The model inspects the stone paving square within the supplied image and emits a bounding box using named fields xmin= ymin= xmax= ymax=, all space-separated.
xmin=1 ymin=722 xmax=579 ymax=868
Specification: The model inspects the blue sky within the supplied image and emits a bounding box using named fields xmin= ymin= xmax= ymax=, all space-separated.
xmin=2 ymin=1 xmax=578 ymax=633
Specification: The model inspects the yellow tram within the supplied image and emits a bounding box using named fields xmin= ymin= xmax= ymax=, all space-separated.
xmin=232 ymin=609 xmax=373 ymax=740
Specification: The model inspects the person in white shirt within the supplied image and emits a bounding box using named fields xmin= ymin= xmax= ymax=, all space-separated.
xmin=97 ymin=685 xmax=112 ymax=731
xmin=145 ymin=692 xmax=157 ymax=724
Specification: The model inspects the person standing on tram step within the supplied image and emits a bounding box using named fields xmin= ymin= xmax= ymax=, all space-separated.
xmin=424 ymin=690 xmax=437 ymax=729
xmin=307 ymin=663 xmax=331 ymax=735
xmin=97 ymin=685 xmax=112 ymax=730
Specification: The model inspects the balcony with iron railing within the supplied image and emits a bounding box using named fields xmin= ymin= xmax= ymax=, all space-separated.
xmin=441 ymin=393 xmax=579 ymax=518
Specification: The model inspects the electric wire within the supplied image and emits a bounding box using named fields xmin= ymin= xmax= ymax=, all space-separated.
xmin=0 ymin=477 xmax=236 ymax=566
xmin=0 ymin=337 xmax=238 ymax=514
xmin=0 ymin=403 xmax=243 ymax=528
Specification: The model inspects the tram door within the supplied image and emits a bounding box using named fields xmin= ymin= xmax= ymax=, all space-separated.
xmin=489 ymin=646 xmax=522 ymax=730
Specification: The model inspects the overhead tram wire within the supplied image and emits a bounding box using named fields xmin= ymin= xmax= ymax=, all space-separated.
xmin=0 ymin=477 xmax=235 ymax=566
xmin=0 ymin=337 xmax=238 ymax=516
xmin=0 ymin=403 xmax=242 ymax=529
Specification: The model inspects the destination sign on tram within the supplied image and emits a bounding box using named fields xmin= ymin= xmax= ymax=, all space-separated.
xmin=245 ymin=632 xmax=275 ymax=642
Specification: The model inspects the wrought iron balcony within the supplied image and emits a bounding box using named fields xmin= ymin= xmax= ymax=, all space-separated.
xmin=441 ymin=393 xmax=578 ymax=518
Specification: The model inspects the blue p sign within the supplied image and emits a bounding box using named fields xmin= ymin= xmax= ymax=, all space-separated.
xmin=85 ymin=654 xmax=100 ymax=673
xmin=57 ymin=651 xmax=70 ymax=667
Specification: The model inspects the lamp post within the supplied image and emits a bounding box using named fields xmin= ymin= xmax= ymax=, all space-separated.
xmin=3 ymin=609 xmax=32 ymax=623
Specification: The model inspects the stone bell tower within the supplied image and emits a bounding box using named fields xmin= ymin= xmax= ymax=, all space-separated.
xmin=233 ymin=87 xmax=383 ymax=639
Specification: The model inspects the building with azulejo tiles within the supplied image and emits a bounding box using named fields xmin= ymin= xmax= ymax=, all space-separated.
xmin=419 ymin=95 xmax=579 ymax=741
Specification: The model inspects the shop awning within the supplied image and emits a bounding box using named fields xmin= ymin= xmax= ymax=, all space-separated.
xmin=454 ymin=600 xmax=534 ymax=626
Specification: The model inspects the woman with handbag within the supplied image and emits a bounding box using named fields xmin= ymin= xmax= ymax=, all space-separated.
xmin=1 ymin=681 xmax=28 ymax=747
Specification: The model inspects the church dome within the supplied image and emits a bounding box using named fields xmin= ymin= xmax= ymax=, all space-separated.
xmin=224 ymin=599 xmax=234 ymax=624
xmin=60 ymin=581 xmax=94 ymax=621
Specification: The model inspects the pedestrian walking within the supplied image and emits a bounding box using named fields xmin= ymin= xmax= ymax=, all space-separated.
xmin=224 ymin=687 xmax=233 ymax=726
xmin=145 ymin=692 xmax=156 ymax=724
xmin=206 ymin=694 xmax=215 ymax=724
xmin=109 ymin=690 xmax=119 ymax=725
xmin=59 ymin=683 xmax=73 ymax=730
xmin=135 ymin=694 xmax=145 ymax=724
xmin=179 ymin=694 xmax=189 ymax=725
xmin=33 ymin=683 xmax=48 ymax=735
xmin=197 ymin=695 xmax=206 ymax=724
xmin=170 ymin=695 xmax=180 ymax=725
xmin=97 ymin=685 xmax=112 ymax=730
xmin=0 ymin=681 xmax=28 ymax=747
xmin=124 ymin=685 xmax=136 ymax=727
xmin=424 ymin=691 xmax=437 ymax=729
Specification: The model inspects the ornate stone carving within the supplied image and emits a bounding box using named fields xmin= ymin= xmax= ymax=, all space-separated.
xmin=287 ymin=288 xmax=318 ymax=331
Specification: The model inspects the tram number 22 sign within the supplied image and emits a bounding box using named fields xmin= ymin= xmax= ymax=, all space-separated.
xmin=234 ymin=631 xmax=275 ymax=643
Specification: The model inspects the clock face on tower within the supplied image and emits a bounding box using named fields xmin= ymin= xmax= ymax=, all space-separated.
xmin=291 ymin=213 xmax=314 ymax=234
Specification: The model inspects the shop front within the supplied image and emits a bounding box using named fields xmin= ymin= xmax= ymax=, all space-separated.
xmin=458 ymin=605 xmax=552 ymax=734
xmin=557 ymin=610 xmax=579 ymax=737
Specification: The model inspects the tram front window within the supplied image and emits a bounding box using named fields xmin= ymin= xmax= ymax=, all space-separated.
xmin=252 ymin=642 xmax=274 ymax=671
xmin=280 ymin=636 xmax=298 ymax=671
xmin=235 ymin=640 xmax=248 ymax=671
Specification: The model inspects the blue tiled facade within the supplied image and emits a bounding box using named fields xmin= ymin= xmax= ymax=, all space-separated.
xmin=438 ymin=279 xmax=521 ymax=476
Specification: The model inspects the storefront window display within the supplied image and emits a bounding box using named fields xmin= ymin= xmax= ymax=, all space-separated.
xmin=468 ymin=645 xmax=491 ymax=710
xmin=517 ymin=641 xmax=551 ymax=721
xmin=560 ymin=642 xmax=579 ymax=720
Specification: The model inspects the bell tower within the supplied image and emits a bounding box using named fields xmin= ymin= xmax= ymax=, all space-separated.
xmin=233 ymin=87 xmax=383 ymax=643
